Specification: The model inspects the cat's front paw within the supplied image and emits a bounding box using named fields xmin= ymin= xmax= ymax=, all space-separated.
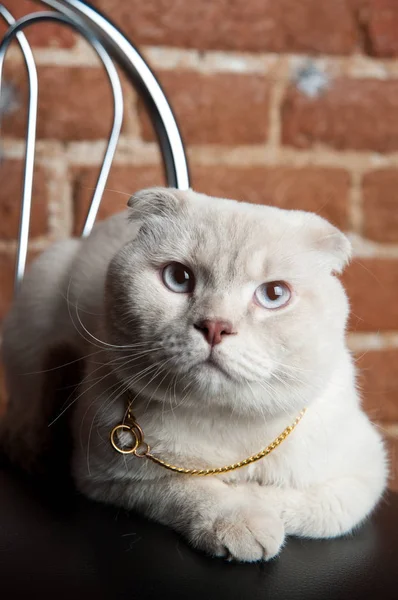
xmin=190 ymin=508 xmax=285 ymax=562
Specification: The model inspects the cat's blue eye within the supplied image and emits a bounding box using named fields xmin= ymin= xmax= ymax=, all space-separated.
xmin=254 ymin=281 xmax=291 ymax=309
xmin=162 ymin=263 xmax=195 ymax=293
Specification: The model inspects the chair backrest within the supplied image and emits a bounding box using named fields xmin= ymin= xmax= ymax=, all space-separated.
xmin=0 ymin=0 xmax=190 ymax=290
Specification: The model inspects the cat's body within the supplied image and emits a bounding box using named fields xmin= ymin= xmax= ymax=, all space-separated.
xmin=1 ymin=188 xmax=387 ymax=561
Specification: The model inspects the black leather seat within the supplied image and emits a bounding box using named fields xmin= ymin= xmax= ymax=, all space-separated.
xmin=0 ymin=461 xmax=397 ymax=600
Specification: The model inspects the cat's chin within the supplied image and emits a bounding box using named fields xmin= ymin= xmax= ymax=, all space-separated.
xmin=201 ymin=356 xmax=235 ymax=381
xmin=190 ymin=361 xmax=241 ymax=396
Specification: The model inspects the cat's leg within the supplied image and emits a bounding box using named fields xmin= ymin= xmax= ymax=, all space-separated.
xmin=77 ymin=474 xmax=285 ymax=562
xmin=250 ymin=413 xmax=388 ymax=539
xmin=253 ymin=473 xmax=387 ymax=538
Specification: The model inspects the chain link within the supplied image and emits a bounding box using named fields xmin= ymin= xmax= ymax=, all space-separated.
xmin=110 ymin=407 xmax=307 ymax=476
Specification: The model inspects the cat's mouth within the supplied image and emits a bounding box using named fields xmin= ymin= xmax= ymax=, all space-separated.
xmin=202 ymin=355 xmax=234 ymax=380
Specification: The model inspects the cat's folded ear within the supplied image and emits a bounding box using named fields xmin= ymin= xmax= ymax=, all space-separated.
xmin=304 ymin=213 xmax=352 ymax=274
xmin=127 ymin=187 xmax=183 ymax=220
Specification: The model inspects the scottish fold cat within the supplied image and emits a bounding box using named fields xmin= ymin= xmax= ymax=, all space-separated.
xmin=1 ymin=187 xmax=387 ymax=561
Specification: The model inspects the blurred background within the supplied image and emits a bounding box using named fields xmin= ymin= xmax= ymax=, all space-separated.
xmin=0 ymin=0 xmax=397 ymax=489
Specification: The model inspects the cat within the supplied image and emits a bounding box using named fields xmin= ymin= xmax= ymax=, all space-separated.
xmin=0 ymin=187 xmax=387 ymax=562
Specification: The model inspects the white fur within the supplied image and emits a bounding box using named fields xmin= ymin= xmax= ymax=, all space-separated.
xmin=1 ymin=188 xmax=387 ymax=562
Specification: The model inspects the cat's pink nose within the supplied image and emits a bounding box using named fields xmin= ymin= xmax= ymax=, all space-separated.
xmin=194 ymin=319 xmax=235 ymax=346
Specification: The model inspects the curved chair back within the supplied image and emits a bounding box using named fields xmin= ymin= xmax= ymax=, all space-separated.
xmin=0 ymin=0 xmax=190 ymax=289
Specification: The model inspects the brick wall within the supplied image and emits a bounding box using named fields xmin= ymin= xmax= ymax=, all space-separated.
xmin=0 ymin=0 xmax=397 ymax=490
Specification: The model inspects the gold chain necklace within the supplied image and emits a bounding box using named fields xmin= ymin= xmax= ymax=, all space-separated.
xmin=110 ymin=404 xmax=307 ymax=476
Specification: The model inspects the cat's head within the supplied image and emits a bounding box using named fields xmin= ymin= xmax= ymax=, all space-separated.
xmin=105 ymin=187 xmax=352 ymax=417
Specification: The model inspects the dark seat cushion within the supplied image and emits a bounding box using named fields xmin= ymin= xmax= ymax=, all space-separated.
xmin=0 ymin=463 xmax=397 ymax=600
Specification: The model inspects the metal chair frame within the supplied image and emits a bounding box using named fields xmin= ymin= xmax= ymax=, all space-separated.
xmin=0 ymin=0 xmax=190 ymax=289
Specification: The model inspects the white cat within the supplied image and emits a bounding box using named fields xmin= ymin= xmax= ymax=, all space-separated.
xmin=0 ymin=187 xmax=387 ymax=562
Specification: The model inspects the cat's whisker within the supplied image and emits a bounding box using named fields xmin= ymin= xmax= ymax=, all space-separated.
xmin=22 ymin=348 xmax=106 ymax=375
xmin=143 ymin=360 xmax=176 ymax=414
xmin=52 ymin=345 xmax=158 ymax=425
xmin=251 ymin=379 xmax=295 ymax=420
xmin=64 ymin=279 xmax=115 ymax=352
xmin=83 ymin=186 xmax=132 ymax=198
xmin=274 ymin=365 xmax=324 ymax=388
xmin=137 ymin=358 xmax=182 ymax=417
xmin=104 ymin=348 xmax=161 ymax=371
xmin=48 ymin=362 xmax=118 ymax=426
xmin=165 ymin=370 xmax=183 ymax=416
xmin=163 ymin=376 xmax=193 ymax=415
xmin=272 ymin=369 xmax=308 ymax=387
xmin=245 ymin=380 xmax=275 ymax=424
xmin=354 ymin=349 xmax=370 ymax=362
xmin=169 ymin=371 xmax=179 ymax=413
xmin=128 ymin=359 xmax=176 ymax=413
xmin=104 ymin=340 xmax=162 ymax=351
xmin=75 ymin=305 xmax=134 ymax=350
xmin=272 ymin=361 xmax=314 ymax=374
xmin=68 ymin=289 xmax=157 ymax=353
xmin=125 ymin=363 xmax=166 ymax=395
xmin=70 ymin=345 xmax=166 ymax=405
xmin=55 ymin=372 xmax=114 ymax=391
xmin=64 ymin=276 xmax=103 ymax=351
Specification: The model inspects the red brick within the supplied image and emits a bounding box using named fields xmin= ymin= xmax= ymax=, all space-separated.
xmin=96 ymin=0 xmax=359 ymax=55
xmin=357 ymin=350 xmax=398 ymax=422
xmin=0 ymin=0 xmax=75 ymax=48
xmin=348 ymin=0 xmax=371 ymax=14
xmin=0 ymin=160 xmax=49 ymax=240
xmin=362 ymin=170 xmax=398 ymax=243
xmin=0 ymin=252 xmax=15 ymax=324
xmin=72 ymin=164 xmax=164 ymax=235
xmin=282 ymin=79 xmax=398 ymax=153
xmin=362 ymin=0 xmax=398 ymax=57
xmin=191 ymin=166 xmax=350 ymax=229
xmin=139 ymin=71 xmax=270 ymax=145
xmin=342 ymin=259 xmax=398 ymax=332
xmin=2 ymin=64 xmax=124 ymax=140
xmin=385 ymin=435 xmax=398 ymax=492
